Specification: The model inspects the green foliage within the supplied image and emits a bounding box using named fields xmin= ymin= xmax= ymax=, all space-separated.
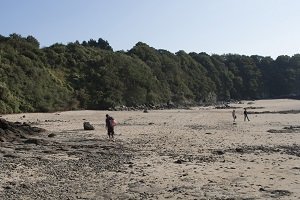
xmin=82 ymin=38 xmax=113 ymax=51
xmin=0 ymin=34 xmax=73 ymax=113
xmin=1 ymin=33 xmax=300 ymax=113
xmin=0 ymin=82 xmax=20 ymax=113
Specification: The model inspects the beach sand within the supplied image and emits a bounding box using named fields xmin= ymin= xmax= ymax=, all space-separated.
xmin=0 ymin=99 xmax=299 ymax=199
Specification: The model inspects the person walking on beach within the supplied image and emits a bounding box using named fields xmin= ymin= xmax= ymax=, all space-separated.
xmin=105 ymin=114 xmax=115 ymax=140
xmin=243 ymin=108 xmax=250 ymax=121
xmin=232 ymin=109 xmax=237 ymax=122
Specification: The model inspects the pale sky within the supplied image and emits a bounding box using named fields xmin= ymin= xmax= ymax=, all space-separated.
xmin=1 ymin=0 xmax=300 ymax=58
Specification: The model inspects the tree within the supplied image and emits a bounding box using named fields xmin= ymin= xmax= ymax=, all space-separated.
xmin=26 ymin=35 xmax=40 ymax=48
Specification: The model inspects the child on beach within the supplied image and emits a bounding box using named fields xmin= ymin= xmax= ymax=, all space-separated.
xmin=232 ymin=109 xmax=237 ymax=122
xmin=244 ymin=108 xmax=250 ymax=121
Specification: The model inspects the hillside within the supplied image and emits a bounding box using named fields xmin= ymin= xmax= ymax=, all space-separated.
xmin=0 ymin=34 xmax=300 ymax=113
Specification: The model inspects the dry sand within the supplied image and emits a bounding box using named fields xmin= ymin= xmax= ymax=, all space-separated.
xmin=0 ymin=99 xmax=299 ymax=199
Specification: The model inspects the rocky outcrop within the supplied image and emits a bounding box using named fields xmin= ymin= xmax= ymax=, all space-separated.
xmin=0 ymin=118 xmax=45 ymax=142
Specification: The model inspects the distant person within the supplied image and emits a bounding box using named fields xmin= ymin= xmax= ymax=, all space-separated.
xmin=232 ymin=109 xmax=237 ymax=122
xmin=105 ymin=114 xmax=115 ymax=140
xmin=243 ymin=108 xmax=250 ymax=121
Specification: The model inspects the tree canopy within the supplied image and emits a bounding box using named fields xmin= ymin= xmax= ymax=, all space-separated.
xmin=0 ymin=34 xmax=299 ymax=113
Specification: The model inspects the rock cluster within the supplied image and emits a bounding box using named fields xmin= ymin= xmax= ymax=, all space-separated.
xmin=0 ymin=118 xmax=45 ymax=142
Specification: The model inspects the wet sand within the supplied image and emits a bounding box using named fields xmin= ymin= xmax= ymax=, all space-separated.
xmin=0 ymin=99 xmax=299 ymax=199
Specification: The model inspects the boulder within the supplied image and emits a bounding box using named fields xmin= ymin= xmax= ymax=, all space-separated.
xmin=83 ymin=122 xmax=95 ymax=130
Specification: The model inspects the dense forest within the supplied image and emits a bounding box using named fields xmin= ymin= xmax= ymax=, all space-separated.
xmin=0 ymin=34 xmax=300 ymax=114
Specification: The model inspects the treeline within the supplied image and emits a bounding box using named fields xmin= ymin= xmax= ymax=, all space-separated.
xmin=0 ymin=34 xmax=300 ymax=113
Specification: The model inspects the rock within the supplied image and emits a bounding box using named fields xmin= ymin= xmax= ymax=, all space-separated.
xmin=215 ymin=150 xmax=225 ymax=155
xmin=24 ymin=138 xmax=48 ymax=145
xmin=270 ymin=189 xmax=292 ymax=197
xmin=83 ymin=122 xmax=95 ymax=130
xmin=0 ymin=118 xmax=9 ymax=129
xmin=0 ymin=118 xmax=45 ymax=142
xmin=3 ymin=153 xmax=19 ymax=158
xmin=48 ymin=133 xmax=56 ymax=138
xmin=0 ymin=137 xmax=6 ymax=142
xmin=169 ymin=187 xmax=179 ymax=192
xmin=291 ymin=167 xmax=300 ymax=170
xmin=174 ymin=159 xmax=185 ymax=164
xmin=3 ymin=185 xmax=12 ymax=190
xmin=235 ymin=148 xmax=243 ymax=153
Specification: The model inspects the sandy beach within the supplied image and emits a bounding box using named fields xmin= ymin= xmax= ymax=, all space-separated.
xmin=0 ymin=99 xmax=299 ymax=200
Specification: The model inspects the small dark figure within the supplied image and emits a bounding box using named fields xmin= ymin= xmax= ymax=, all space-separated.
xmin=232 ymin=109 xmax=237 ymax=122
xmin=243 ymin=108 xmax=250 ymax=121
xmin=105 ymin=114 xmax=115 ymax=139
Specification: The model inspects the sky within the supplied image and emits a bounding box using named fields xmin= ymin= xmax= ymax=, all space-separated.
xmin=1 ymin=0 xmax=300 ymax=58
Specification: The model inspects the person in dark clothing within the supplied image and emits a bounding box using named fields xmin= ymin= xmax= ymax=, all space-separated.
xmin=105 ymin=114 xmax=115 ymax=139
xmin=244 ymin=108 xmax=250 ymax=121
xmin=232 ymin=109 xmax=237 ymax=122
